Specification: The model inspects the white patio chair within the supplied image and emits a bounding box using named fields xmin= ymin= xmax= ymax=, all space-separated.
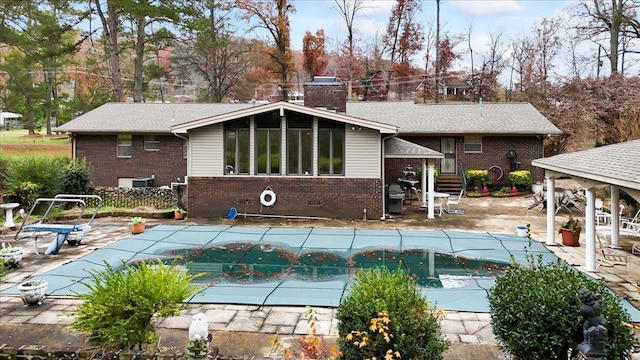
xmin=595 ymin=198 xmax=612 ymax=225
xmin=445 ymin=189 xmax=465 ymax=214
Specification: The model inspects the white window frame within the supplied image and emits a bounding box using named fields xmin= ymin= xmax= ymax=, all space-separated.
xmin=144 ymin=135 xmax=160 ymax=151
xmin=117 ymin=134 xmax=132 ymax=158
xmin=464 ymin=135 xmax=482 ymax=153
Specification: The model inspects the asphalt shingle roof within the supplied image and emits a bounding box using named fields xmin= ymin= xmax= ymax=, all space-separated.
xmin=55 ymin=103 xmax=255 ymax=133
xmin=385 ymin=137 xmax=443 ymax=158
xmin=532 ymin=139 xmax=640 ymax=191
xmin=54 ymin=101 xmax=561 ymax=136
xmin=346 ymin=102 xmax=562 ymax=135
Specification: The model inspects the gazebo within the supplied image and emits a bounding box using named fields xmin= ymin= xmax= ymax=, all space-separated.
xmin=532 ymin=139 xmax=640 ymax=272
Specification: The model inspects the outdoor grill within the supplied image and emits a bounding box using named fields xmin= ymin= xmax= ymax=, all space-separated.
xmin=387 ymin=183 xmax=405 ymax=214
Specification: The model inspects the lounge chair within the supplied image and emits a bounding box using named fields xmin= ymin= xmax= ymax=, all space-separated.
xmin=596 ymin=234 xmax=629 ymax=271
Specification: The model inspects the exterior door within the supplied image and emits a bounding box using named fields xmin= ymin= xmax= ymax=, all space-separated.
xmin=440 ymin=137 xmax=456 ymax=174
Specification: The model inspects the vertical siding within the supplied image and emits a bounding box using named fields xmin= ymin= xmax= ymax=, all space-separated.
xmin=190 ymin=125 xmax=223 ymax=176
xmin=345 ymin=128 xmax=380 ymax=178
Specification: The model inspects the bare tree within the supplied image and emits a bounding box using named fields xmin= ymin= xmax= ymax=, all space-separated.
xmin=334 ymin=0 xmax=364 ymax=99
xmin=573 ymin=0 xmax=640 ymax=74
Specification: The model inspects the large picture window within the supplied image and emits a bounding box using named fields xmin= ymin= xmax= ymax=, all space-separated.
xmin=225 ymin=118 xmax=250 ymax=174
xmin=318 ymin=120 xmax=344 ymax=175
xmin=117 ymin=134 xmax=132 ymax=158
xmin=255 ymin=112 xmax=281 ymax=175
xmin=287 ymin=116 xmax=313 ymax=175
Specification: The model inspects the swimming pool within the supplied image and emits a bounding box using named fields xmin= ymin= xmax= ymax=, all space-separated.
xmin=2 ymin=225 xmax=564 ymax=313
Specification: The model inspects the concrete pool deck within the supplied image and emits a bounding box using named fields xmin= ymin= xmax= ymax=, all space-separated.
xmin=2 ymin=195 xmax=640 ymax=358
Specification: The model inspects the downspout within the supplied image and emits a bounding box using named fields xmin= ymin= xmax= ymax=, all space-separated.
xmin=380 ymin=130 xmax=399 ymax=221
xmin=172 ymin=132 xmax=189 ymax=188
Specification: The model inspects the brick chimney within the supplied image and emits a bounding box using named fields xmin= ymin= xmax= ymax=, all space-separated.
xmin=303 ymin=76 xmax=347 ymax=113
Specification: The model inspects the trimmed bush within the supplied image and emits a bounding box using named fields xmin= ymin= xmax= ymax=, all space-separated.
xmin=508 ymin=169 xmax=532 ymax=192
xmin=488 ymin=255 xmax=638 ymax=359
xmin=70 ymin=260 xmax=200 ymax=350
xmin=465 ymin=169 xmax=488 ymax=190
xmin=336 ymin=266 xmax=449 ymax=360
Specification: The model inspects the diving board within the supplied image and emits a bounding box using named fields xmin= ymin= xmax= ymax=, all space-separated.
xmin=14 ymin=194 xmax=102 ymax=255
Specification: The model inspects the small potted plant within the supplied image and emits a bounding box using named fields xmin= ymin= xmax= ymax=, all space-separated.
xmin=0 ymin=243 xmax=23 ymax=268
xmin=174 ymin=207 xmax=186 ymax=220
xmin=130 ymin=217 xmax=146 ymax=234
xmin=18 ymin=279 xmax=48 ymax=306
xmin=559 ymin=215 xmax=581 ymax=246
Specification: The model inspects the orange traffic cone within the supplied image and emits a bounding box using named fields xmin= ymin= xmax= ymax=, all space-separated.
xmin=511 ymin=185 xmax=518 ymax=195
xmin=482 ymin=186 xmax=489 ymax=196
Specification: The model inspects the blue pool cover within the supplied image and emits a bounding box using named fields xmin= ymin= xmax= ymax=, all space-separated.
xmin=3 ymin=225 xmax=640 ymax=320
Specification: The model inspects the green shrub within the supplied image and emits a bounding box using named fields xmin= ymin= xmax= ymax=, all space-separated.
xmin=508 ymin=170 xmax=531 ymax=191
xmin=62 ymin=158 xmax=91 ymax=194
xmin=70 ymin=260 xmax=201 ymax=350
xmin=2 ymin=156 xmax=68 ymax=207
xmin=465 ymin=169 xmax=488 ymax=190
xmin=488 ymin=255 xmax=638 ymax=359
xmin=336 ymin=266 xmax=449 ymax=360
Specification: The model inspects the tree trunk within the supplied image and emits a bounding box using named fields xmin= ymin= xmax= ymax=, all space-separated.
xmin=133 ymin=14 xmax=146 ymax=102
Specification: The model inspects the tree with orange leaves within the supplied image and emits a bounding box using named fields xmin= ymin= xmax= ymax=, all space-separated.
xmin=302 ymin=29 xmax=328 ymax=80
xmin=235 ymin=0 xmax=296 ymax=100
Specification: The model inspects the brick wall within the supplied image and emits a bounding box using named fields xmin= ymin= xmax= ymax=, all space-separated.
xmin=187 ymin=177 xmax=381 ymax=220
xmin=75 ymin=134 xmax=187 ymax=187
xmin=386 ymin=135 xmax=545 ymax=188
xmin=303 ymin=83 xmax=347 ymax=113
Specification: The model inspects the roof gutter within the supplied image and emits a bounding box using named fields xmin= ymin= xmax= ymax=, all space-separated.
xmin=380 ymin=129 xmax=400 ymax=221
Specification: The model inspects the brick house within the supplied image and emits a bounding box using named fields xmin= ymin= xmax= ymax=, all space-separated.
xmin=55 ymin=78 xmax=561 ymax=220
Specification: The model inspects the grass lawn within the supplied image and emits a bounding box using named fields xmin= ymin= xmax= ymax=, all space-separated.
xmin=0 ymin=129 xmax=71 ymax=158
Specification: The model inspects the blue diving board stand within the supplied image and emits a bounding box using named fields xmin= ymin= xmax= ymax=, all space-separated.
xmin=14 ymin=194 xmax=102 ymax=255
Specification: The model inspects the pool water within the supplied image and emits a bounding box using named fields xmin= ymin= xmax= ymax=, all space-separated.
xmin=162 ymin=243 xmax=511 ymax=287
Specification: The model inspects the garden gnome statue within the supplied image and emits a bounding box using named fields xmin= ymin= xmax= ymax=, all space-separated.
xmin=186 ymin=313 xmax=212 ymax=358
xmin=576 ymin=288 xmax=608 ymax=358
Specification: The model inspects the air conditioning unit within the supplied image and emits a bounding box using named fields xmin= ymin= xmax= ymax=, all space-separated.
xmin=132 ymin=177 xmax=154 ymax=188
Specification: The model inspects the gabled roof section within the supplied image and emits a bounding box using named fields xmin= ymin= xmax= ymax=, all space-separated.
xmin=532 ymin=139 xmax=640 ymax=191
xmin=385 ymin=137 xmax=444 ymax=159
xmin=171 ymin=101 xmax=398 ymax=134
xmin=54 ymin=102 xmax=256 ymax=133
xmin=346 ymin=102 xmax=562 ymax=135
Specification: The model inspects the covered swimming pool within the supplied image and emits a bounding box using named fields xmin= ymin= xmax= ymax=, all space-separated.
xmin=3 ymin=225 xmax=639 ymax=317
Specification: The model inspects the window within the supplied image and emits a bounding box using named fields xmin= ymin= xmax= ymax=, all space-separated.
xmin=318 ymin=120 xmax=344 ymax=175
xmin=255 ymin=112 xmax=281 ymax=175
xmin=117 ymin=134 xmax=132 ymax=157
xmin=287 ymin=115 xmax=313 ymax=175
xmin=464 ymin=136 xmax=482 ymax=153
xmin=144 ymin=135 xmax=160 ymax=151
xmin=224 ymin=118 xmax=250 ymax=174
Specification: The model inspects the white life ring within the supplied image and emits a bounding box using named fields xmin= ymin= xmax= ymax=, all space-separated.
xmin=260 ymin=189 xmax=276 ymax=207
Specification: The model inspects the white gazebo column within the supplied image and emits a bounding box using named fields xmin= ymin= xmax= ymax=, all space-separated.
xmin=427 ymin=160 xmax=436 ymax=219
xmin=421 ymin=159 xmax=427 ymax=208
xmin=545 ymin=177 xmax=557 ymax=246
xmin=609 ymin=185 xmax=621 ymax=248
xmin=585 ymin=188 xmax=597 ymax=272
